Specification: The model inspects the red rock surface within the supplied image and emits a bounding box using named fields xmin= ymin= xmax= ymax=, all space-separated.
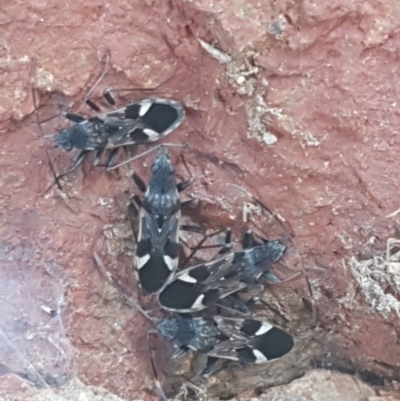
xmin=234 ymin=370 xmax=399 ymax=401
xmin=1 ymin=0 xmax=400 ymax=400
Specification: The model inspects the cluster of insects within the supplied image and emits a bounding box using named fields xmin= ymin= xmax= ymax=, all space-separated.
xmin=38 ymin=65 xmax=296 ymax=399
xmin=124 ymin=150 xmax=294 ymax=378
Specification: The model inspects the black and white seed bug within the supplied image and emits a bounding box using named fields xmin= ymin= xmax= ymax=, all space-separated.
xmin=227 ymin=230 xmax=286 ymax=284
xmin=131 ymin=149 xmax=192 ymax=294
xmin=208 ymin=316 xmax=294 ymax=364
xmin=52 ymin=93 xmax=185 ymax=178
xmin=216 ymin=230 xmax=286 ymax=315
xmin=101 ymin=98 xmax=185 ymax=148
xmin=157 ymin=252 xmax=247 ymax=313
xmin=178 ymin=229 xmax=286 ymax=316
xmin=94 ymin=251 xmax=293 ymax=385
xmin=156 ymin=316 xmax=220 ymax=357
xmin=156 ymin=315 xmax=294 ymax=367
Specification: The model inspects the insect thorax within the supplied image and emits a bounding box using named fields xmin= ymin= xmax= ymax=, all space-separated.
xmin=142 ymin=195 xmax=180 ymax=227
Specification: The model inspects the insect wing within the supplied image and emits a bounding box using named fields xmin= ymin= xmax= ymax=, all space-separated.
xmin=246 ymin=325 xmax=294 ymax=363
xmin=157 ymin=252 xmax=246 ymax=313
xmin=212 ymin=316 xmax=294 ymax=364
xmin=135 ymin=206 xmax=180 ymax=293
xmin=104 ymin=98 xmax=185 ymax=148
xmin=212 ymin=316 xmax=249 ymax=341
xmin=206 ymin=339 xmax=245 ymax=362
xmin=228 ymin=236 xmax=287 ymax=284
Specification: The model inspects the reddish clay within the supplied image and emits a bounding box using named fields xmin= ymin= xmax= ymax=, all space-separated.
xmin=1 ymin=0 xmax=400 ymax=399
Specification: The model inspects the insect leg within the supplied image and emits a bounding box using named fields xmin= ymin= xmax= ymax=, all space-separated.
xmin=85 ymin=99 xmax=101 ymax=112
xmin=102 ymin=90 xmax=116 ymax=106
xmin=107 ymin=143 xmax=189 ymax=170
xmin=200 ymin=356 xmax=229 ymax=377
xmin=92 ymin=148 xmax=106 ymax=166
xmin=215 ymin=298 xmax=252 ymax=317
xmin=102 ymin=65 xmax=177 ymax=97
xmin=93 ymin=252 xmax=153 ymax=321
xmin=64 ymin=112 xmax=86 ymax=124
xmin=227 ymin=183 xmax=315 ymax=305
xmin=176 ymin=179 xmax=193 ymax=193
xmin=242 ymin=230 xmax=258 ymax=249
xmin=103 ymin=148 xmax=120 ymax=169
xmin=127 ymin=196 xmax=141 ymax=242
xmin=83 ymin=51 xmax=110 ymax=111
xmin=41 ymin=157 xmax=79 ymax=213
xmin=131 ymin=172 xmax=147 ymax=194
xmin=178 ymin=225 xmax=206 ymax=260
xmin=30 ymin=58 xmax=62 ymax=189
xmin=52 ymin=149 xmax=89 ymax=182
xmin=180 ymin=225 xmax=205 ymax=234
xmin=89 ymin=148 xmax=121 ymax=169
xmin=180 ymin=228 xmax=231 ymax=268
xmin=147 ymin=331 xmax=169 ymax=401
xmin=31 ymin=58 xmax=78 ymax=213
xmin=176 ymin=149 xmax=193 ymax=192
xmin=265 ymin=265 xmax=319 ymax=286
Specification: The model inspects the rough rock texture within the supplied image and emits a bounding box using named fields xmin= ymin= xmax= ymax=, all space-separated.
xmin=233 ymin=370 xmax=399 ymax=401
xmin=1 ymin=0 xmax=400 ymax=400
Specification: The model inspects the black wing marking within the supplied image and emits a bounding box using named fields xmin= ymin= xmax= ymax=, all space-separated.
xmin=55 ymin=98 xmax=184 ymax=152
xmin=135 ymin=207 xmax=181 ymax=293
xmin=245 ymin=325 xmax=294 ymax=362
xmin=104 ymin=98 xmax=185 ymax=148
xmin=208 ymin=317 xmax=294 ymax=364
xmin=157 ymin=252 xmax=247 ymax=313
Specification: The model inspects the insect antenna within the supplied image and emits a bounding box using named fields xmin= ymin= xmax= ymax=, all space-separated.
xmin=180 ymin=227 xmax=231 ymax=269
xmin=93 ymin=252 xmax=153 ymax=321
xmin=227 ymin=183 xmax=316 ymax=319
xmin=89 ymin=54 xmax=178 ymax=113
xmin=30 ymin=57 xmax=78 ymax=213
xmin=102 ymin=62 xmax=178 ymax=99
xmin=30 ymin=59 xmax=61 ymax=190
xmin=175 ymin=146 xmax=194 ymax=190
xmin=108 ymin=143 xmax=189 ymax=170
xmin=147 ymin=332 xmax=170 ymax=401
xmin=84 ymin=50 xmax=111 ymax=110
xmin=94 ymin=252 xmax=174 ymax=400
xmin=196 ymin=150 xmax=244 ymax=176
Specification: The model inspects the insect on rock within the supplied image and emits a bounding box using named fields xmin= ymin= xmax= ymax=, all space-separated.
xmin=157 ymin=227 xmax=287 ymax=315
xmin=51 ymin=91 xmax=186 ymax=179
xmin=157 ymin=250 xmax=247 ymax=313
xmin=157 ymin=315 xmax=294 ymax=373
xmin=129 ymin=146 xmax=194 ymax=294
